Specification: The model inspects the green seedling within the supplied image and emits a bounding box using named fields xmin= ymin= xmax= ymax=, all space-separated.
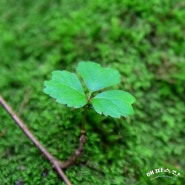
xmin=43 ymin=61 xmax=135 ymax=168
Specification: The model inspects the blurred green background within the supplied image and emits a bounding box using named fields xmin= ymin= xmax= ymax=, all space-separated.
xmin=0 ymin=0 xmax=185 ymax=184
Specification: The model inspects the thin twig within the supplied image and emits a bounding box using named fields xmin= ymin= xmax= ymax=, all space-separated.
xmin=0 ymin=95 xmax=72 ymax=185
xmin=60 ymin=105 xmax=88 ymax=169
xmin=18 ymin=88 xmax=31 ymax=115
xmin=60 ymin=130 xmax=86 ymax=169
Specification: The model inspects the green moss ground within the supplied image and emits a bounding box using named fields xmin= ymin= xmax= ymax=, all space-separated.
xmin=0 ymin=0 xmax=185 ymax=184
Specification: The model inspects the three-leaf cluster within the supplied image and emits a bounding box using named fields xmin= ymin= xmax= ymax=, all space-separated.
xmin=44 ymin=62 xmax=135 ymax=118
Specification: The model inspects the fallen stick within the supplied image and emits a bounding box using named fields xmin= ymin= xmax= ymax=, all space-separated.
xmin=0 ymin=95 xmax=72 ymax=185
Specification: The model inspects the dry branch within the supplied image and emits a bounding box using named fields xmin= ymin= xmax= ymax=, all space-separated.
xmin=0 ymin=95 xmax=72 ymax=185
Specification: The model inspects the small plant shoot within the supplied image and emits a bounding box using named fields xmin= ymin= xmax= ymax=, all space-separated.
xmin=44 ymin=61 xmax=135 ymax=168
xmin=44 ymin=61 xmax=135 ymax=118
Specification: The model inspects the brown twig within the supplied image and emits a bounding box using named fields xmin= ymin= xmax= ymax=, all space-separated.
xmin=0 ymin=95 xmax=72 ymax=185
xmin=18 ymin=88 xmax=31 ymax=115
xmin=60 ymin=105 xmax=88 ymax=169
xmin=60 ymin=130 xmax=87 ymax=169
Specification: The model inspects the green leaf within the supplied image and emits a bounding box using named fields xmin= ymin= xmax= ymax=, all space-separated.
xmin=91 ymin=90 xmax=135 ymax=118
xmin=76 ymin=61 xmax=121 ymax=92
xmin=44 ymin=70 xmax=87 ymax=108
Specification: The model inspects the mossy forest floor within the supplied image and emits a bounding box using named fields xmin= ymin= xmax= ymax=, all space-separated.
xmin=0 ymin=1 xmax=185 ymax=184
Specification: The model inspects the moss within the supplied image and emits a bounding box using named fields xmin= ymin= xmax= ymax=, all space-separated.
xmin=0 ymin=0 xmax=185 ymax=184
